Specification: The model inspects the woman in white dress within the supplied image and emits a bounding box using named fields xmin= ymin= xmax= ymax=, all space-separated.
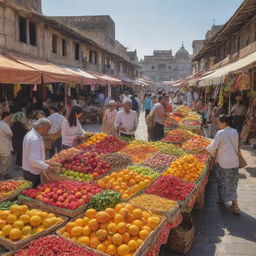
xmin=102 ymin=100 xmax=117 ymax=136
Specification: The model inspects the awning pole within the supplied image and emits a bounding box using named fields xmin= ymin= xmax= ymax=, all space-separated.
xmin=228 ymin=91 xmax=231 ymax=115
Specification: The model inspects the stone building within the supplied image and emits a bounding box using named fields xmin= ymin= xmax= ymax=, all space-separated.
xmin=0 ymin=0 xmax=136 ymax=80
xmin=140 ymin=44 xmax=192 ymax=83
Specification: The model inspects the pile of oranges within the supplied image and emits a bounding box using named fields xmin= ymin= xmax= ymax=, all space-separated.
xmin=0 ymin=204 xmax=63 ymax=241
xmin=163 ymin=154 xmax=205 ymax=182
xmin=60 ymin=203 xmax=161 ymax=256
xmin=77 ymin=133 xmax=107 ymax=149
xmin=181 ymin=135 xmax=210 ymax=152
xmin=97 ymin=170 xmax=153 ymax=200
xmin=120 ymin=144 xmax=159 ymax=163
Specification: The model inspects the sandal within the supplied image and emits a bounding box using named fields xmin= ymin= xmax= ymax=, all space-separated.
xmin=229 ymin=205 xmax=240 ymax=214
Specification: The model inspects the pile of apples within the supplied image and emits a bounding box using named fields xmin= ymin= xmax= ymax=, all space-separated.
xmin=181 ymin=135 xmax=210 ymax=152
xmin=22 ymin=181 xmax=102 ymax=210
xmin=162 ymin=129 xmax=193 ymax=144
xmin=61 ymin=152 xmax=110 ymax=179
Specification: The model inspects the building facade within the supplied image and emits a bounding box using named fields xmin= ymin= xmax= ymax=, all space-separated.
xmin=0 ymin=0 xmax=136 ymax=80
xmin=140 ymin=45 xmax=192 ymax=83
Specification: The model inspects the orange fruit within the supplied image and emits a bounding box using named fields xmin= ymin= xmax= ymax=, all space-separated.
xmin=2 ymin=225 xmax=12 ymax=236
xmin=137 ymin=238 xmax=143 ymax=246
xmin=117 ymin=222 xmax=127 ymax=234
xmin=88 ymin=219 xmax=99 ymax=231
xmin=128 ymin=225 xmax=139 ymax=236
xmin=106 ymin=244 xmax=117 ymax=255
xmin=95 ymin=211 xmax=110 ymax=224
xmin=114 ymin=214 xmax=124 ymax=224
xmin=117 ymin=244 xmax=130 ymax=256
xmin=107 ymin=223 xmax=117 ymax=234
xmin=71 ymin=226 xmax=83 ymax=237
xmin=132 ymin=209 xmax=143 ymax=220
xmin=133 ymin=220 xmax=143 ymax=229
xmin=83 ymin=217 xmax=90 ymax=225
xmin=128 ymin=239 xmax=138 ymax=252
xmin=19 ymin=215 xmax=30 ymax=224
xmin=6 ymin=214 xmax=17 ymax=224
xmin=139 ymin=229 xmax=149 ymax=240
xmin=90 ymin=237 xmax=100 ymax=249
xmin=82 ymin=226 xmax=91 ymax=236
xmin=75 ymin=218 xmax=84 ymax=227
xmin=112 ymin=233 xmax=123 ymax=246
xmin=97 ymin=243 xmax=106 ymax=252
xmin=96 ymin=229 xmax=108 ymax=241
xmin=147 ymin=217 xmax=161 ymax=229
xmin=119 ymin=208 xmax=129 ymax=218
xmin=123 ymin=232 xmax=130 ymax=244
xmin=142 ymin=225 xmax=151 ymax=232
xmin=105 ymin=208 xmax=116 ymax=219
xmin=122 ymin=194 xmax=129 ymax=200
xmin=85 ymin=209 xmax=97 ymax=219
xmin=127 ymin=213 xmax=134 ymax=223
xmin=29 ymin=216 xmax=41 ymax=227
xmin=115 ymin=204 xmax=123 ymax=212
xmin=77 ymin=236 xmax=90 ymax=246
xmin=9 ymin=228 xmax=22 ymax=240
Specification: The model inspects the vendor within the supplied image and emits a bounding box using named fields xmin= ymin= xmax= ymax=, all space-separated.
xmin=114 ymin=98 xmax=138 ymax=138
xmin=61 ymin=105 xmax=85 ymax=149
xmin=22 ymin=118 xmax=56 ymax=187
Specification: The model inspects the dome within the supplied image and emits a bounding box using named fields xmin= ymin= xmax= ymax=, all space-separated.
xmin=175 ymin=44 xmax=189 ymax=60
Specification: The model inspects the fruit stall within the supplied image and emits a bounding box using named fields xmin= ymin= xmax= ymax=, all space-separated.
xmin=0 ymin=105 xmax=213 ymax=256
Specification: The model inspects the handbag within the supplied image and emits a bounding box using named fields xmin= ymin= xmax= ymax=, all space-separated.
xmin=226 ymin=132 xmax=247 ymax=169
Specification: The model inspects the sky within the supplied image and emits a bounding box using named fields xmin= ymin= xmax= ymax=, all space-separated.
xmin=42 ymin=0 xmax=244 ymax=59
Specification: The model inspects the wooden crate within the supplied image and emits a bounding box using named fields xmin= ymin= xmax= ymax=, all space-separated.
xmin=18 ymin=195 xmax=88 ymax=218
xmin=56 ymin=214 xmax=166 ymax=256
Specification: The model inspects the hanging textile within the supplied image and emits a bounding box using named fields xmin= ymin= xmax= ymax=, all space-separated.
xmin=13 ymin=84 xmax=21 ymax=97
xmin=234 ymin=72 xmax=250 ymax=91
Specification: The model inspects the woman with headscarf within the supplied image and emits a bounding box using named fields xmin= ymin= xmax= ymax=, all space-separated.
xmin=12 ymin=112 xmax=29 ymax=166
xmin=102 ymin=100 xmax=117 ymax=136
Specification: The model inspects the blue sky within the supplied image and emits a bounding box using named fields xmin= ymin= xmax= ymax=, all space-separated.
xmin=42 ymin=0 xmax=243 ymax=59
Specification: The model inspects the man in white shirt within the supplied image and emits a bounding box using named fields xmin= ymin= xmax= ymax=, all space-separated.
xmin=22 ymin=118 xmax=56 ymax=187
xmin=47 ymin=105 xmax=64 ymax=158
xmin=114 ymin=98 xmax=138 ymax=138
xmin=0 ymin=112 xmax=13 ymax=179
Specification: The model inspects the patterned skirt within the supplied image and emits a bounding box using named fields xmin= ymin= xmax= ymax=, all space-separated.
xmin=216 ymin=164 xmax=239 ymax=202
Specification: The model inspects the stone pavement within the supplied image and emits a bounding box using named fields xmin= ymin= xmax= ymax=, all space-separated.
xmin=4 ymin=113 xmax=256 ymax=256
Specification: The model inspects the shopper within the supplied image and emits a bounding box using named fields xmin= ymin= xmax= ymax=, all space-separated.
xmin=22 ymin=118 xmax=56 ymax=187
xmin=134 ymin=94 xmax=141 ymax=116
xmin=0 ymin=112 xmax=13 ymax=179
xmin=152 ymin=96 xmax=168 ymax=141
xmin=47 ymin=105 xmax=64 ymax=158
xmin=28 ymin=110 xmax=45 ymax=128
xmin=12 ymin=112 xmax=29 ymax=167
xmin=131 ymin=95 xmax=139 ymax=113
xmin=102 ymin=100 xmax=117 ymax=136
xmin=144 ymin=94 xmax=152 ymax=118
xmin=114 ymin=98 xmax=138 ymax=138
xmin=231 ymin=99 xmax=247 ymax=134
xmin=61 ymin=105 xmax=85 ymax=150
xmin=199 ymin=114 xmax=240 ymax=214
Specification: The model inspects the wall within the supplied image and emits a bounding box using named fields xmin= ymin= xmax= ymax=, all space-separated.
xmin=13 ymin=0 xmax=42 ymax=13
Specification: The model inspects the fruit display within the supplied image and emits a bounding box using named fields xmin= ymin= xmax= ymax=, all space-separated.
xmin=0 ymin=204 xmax=63 ymax=241
xmin=129 ymin=194 xmax=178 ymax=212
xmin=76 ymin=133 xmax=108 ymax=150
xmin=181 ymin=135 xmax=210 ymax=152
xmin=89 ymin=136 xmax=128 ymax=154
xmin=146 ymin=175 xmax=195 ymax=202
xmin=184 ymin=112 xmax=201 ymax=121
xmin=141 ymin=153 xmax=177 ymax=172
xmin=59 ymin=203 xmax=162 ymax=255
xmin=14 ymin=235 xmax=99 ymax=256
xmin=46 ymin=148 xmax=82 ymax=164
xmin=101 ymin=153 xmax=132 ymax=171
xmin=61 ymin=170 xmax=93 ymax=182
xmin=61 ymin=152 xmax=110 ymax=179
xmin=0 ymin=180 xmax=32 ymax=201
xmin=90 ymin=190 xmax=122 ymax=211
xmin=152 ymin=142 xmax=186 ymax=156
xmin=164 ymin=119 xmax=179 ymax=129
xmin=162 ymin=129 xmax=194 ymax=144
xmin=120 ymin=144 xmax=159 ymax=163
xmin=194 ymin=153 xmax=209 ymax=163
xmin=97 ymin=169 xmax=153 ymax=200
xmin=163 ymin=154 xmax=205 ymax=182
xmin=127 ymin=165 xmax=159 ymax=179
xmin=22 ymin=181 xmax=102 ymax=210
xmin=175 ymin=106 xmax=191 ymax=115
xmin=0 ymin=200 xmax=17 ymax=210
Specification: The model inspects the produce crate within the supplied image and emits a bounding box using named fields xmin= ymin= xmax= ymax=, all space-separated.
xmin=0 ymin=211 xmax=67 ymax=251
xmin=18 ymin=195 xmax=88 ymax=218
xmin=0 ymin=181 xmax=32 ymax=203
xmin=56 ymin=214 xmax=166 ymax=256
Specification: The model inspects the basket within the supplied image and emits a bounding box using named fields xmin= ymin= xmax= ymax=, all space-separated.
xmin=0 ymin=181 xmax=32 ymax=203
xmin=18 ymin=195 xmax=88 ymax=218
xmin=0 ymin=212 xmax=67 ymax=251
xmin=56 ymin=214 xmax=166 ymax=256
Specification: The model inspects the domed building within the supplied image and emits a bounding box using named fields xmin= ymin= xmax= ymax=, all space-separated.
xmin=140 ymin=43 xmax=192 ymax=83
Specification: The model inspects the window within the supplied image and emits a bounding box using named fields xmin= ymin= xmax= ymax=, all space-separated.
xmin=151 ymin=66 xmax=155 ymax=70
xmin=62 ymin=39 xmax=67 ymax=56
xmin=75 ymin=42 xmax=79 ymax=60
xmin=52 ymin=34 xmax=57 ymax=54
xmin=19 ymin=17 xmax=27 ymax=43
xmin=29 ymin=22 xmax=36 ymax=46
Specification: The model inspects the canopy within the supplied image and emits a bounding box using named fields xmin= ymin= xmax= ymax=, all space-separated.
xmin=87 ymin=71 xmax=122 ymax=85
xmin=0 ymin=55 xmax=41 ymax=84
xmin=198 ymin=51 xmax=256 ymax=87
xmin=9 ymin=55 xmax=83 ymax=84
xmin=60 ymin=66 xmax=103 ymax=85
